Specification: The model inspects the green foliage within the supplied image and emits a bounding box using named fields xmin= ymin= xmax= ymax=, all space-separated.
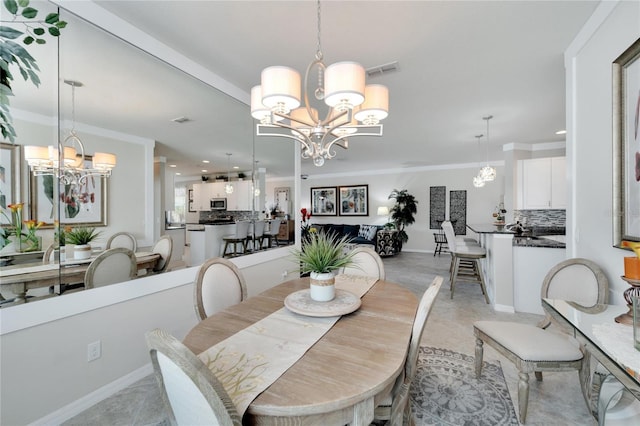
xmin=1 ymin=0 xmax=66 ymax=142
xmin=388 ymin=189 xmax=418 ymax=244
xmin=65 ymin=227 xmax=101 ymax=245
xmin=290 ymin=230 xmax=355 ymax=274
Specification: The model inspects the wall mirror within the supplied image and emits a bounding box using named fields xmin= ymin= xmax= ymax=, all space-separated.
xmin=0 ymin=1 xmax=294 ymax=306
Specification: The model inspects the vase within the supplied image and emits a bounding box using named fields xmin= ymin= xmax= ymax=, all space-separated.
xmin=309 ymin=271 xmax=336 ymax=302
xmin=74 ymin=244 xmax=92 ymax=260
xmin=18 ymin=235 xmax=42 ymax=253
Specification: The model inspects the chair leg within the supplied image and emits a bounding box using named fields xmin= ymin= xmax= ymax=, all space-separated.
xmin=474 ymin=337 xmax=484 ymax=379
xmin=223 ymin=241 xmax=231 ymax=257
xmin=450 ymin=257 xmax=460 ymax=298
xmin=518 ymin=371 xmax=530 ymax=423
xmin=475 ymin=259 xmax=490 ymax=304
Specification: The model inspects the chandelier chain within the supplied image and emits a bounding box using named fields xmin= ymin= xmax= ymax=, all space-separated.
xmin=315 ymin=0 xmax=322 ymax=61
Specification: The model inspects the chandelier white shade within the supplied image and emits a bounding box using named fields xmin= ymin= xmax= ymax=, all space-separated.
xmin=24 ymin=80 xmax=116 ymax=185
xmin=251 ymin=0 xmax=389 ymax=167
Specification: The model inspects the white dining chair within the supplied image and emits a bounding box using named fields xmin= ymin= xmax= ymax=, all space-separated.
xmin=194 ymin=257 xmax=248 ymax=321
xmin=473 ymin=258 xmax=609 ymax=423
xmin=222 ymin=221 xmax=250 ymax=257
xmin=84 ymin=248 xmax=137 ymax=289
xmin=374 ymin=276 xmax=443 ymax=425
xmin=151 ymin=235 xmax=173 ymax=274
xmin=262 ymin=218 xmax=281 ymax=248
xmin=106 ymin=231 xmax=137 ymax=252
xmin=145 ymin=328 xmax=242 ymax=426
xmin=248 ymin=220 xmax=266 ymax=251
xmin=341 ymin=246 xmax=386 ymax=280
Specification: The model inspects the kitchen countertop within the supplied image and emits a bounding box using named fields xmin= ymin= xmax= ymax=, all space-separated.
xmin=467 ymin=224 xmax=516 ymax=234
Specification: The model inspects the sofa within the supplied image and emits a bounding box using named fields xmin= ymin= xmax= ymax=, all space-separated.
xmin=310 ymin=224 xmax=399 ymax=257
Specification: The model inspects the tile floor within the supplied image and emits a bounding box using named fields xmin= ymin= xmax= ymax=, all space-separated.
xmin=63 ymin=252 xmax=596 ymax=425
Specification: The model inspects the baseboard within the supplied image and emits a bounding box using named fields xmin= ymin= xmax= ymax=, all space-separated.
xmin=30 ymin=363 xmax=154 ymax=426
xmin=494 ymin=303 xmax=516 ymax=313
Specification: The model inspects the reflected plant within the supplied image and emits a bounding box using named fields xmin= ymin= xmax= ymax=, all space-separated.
xmin=0 ymin=0 xmax=67 ymax=142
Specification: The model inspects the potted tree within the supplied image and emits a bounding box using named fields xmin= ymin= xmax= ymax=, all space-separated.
xmin=291 ymin=230 xmax=354 ymax=302
xmin=388 ymin=189 xmax=418 ymax=251
xmin=65 ymin=227 xmax=101 ymax=259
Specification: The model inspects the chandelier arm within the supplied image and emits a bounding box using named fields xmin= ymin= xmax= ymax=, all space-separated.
xmin=321 ymin=107 xmax=349 ymax=127
xmin=321 ymin=133 xmax=351 ymax=153
xmin=274 ymin=111 xmax=315 ymax=128
xmin=257 ymin=123 xmax=314 ymax=153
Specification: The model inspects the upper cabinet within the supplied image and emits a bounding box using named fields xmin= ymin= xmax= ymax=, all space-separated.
xmin=516 ymin=157 xmax=566 ymax=209
xmin=192 ymin=181 xmax=252 ymax=211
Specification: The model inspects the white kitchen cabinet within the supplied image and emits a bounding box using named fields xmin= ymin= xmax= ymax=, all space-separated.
xmin=192 ymin=183 xmax=215 ymax=210
xmin=225 ymin=180 xmax=251 ymax=211
xmin=516 ymin=157 xmax=566 ymax=209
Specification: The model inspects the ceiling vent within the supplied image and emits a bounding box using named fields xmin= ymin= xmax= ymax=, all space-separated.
xmin=366 ymin=61 xmax=399 ymax=78
xmin=171 ymin=116 xmax=191 ymax=123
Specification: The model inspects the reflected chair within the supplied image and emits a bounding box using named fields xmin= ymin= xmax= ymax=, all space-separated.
xmin=247 ymin=220 xmax=266 ymax=251
xmin=106 ymin=231 xmax=137 ymax=252
xmin=262 ymin=218 xmax=281 ymax=248
xmin=145 ymin=328 xmax=242 ymax=426
xmin=341 ymin=246 xmax=386 ymax=280
xmin=441 ymin=220 xmax=488 ymax=303
xmin=42 ymin=243 xmax=56 ymax=264
xmin=374 ymin=276 xmax=443 ymax=425
xmin=151 ymin=235 xmax=173 ymax=274
xmin=84 ymin=248 xmax=137 ymax=289
xmin=222 ymin=221 xmax=250 ymax=257
xmin=193 ymin=257 xmax=247 ymax=321
xmin=474 ymin=258 xmax=609 ymax=424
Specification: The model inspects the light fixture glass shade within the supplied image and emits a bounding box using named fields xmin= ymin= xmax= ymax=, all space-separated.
xmin=24 ymin=145 xmax=50 ymax=166
xmin=473 ymin=175 xmax=486 ymax=188
xmin=225 ymin=183 xmax=234 ymax=194
xmin=48 ymin=146 xmax=77 ymax=167
xmin=324 ymin=61 xmax=365 ymax=111
xmin=354 ymin=84 xmax=389 ymax=124
xmin=377 ymin=206 xmax=390 ymax=216
xmin=93 ymin=152 xmax=117 ymax=170
xmin=479 ymin=165 xmax=496 ymax=182
xmin=261 ymin=66 xmax=301 ymax=113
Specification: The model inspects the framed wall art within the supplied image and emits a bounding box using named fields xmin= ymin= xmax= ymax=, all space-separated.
xmin=0 ymin=143 xmax=21 ymax=225
xmin=338 ymin=184 xmax=368 ymax=216
xmin=310 ymin=186 xmax=337 ymax=216
xmin=30 ymin=157 xmax=108 ymax=227
xmin=613 ymin=37 xmax=640 ymax=245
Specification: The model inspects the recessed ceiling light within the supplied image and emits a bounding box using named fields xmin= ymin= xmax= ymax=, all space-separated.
xmin=175 ymin=172 xmax=181 ymax=176
xmin=233 ymin=166 xmax=239 ymax=169
xmin=168 ymin=164 xmax=177 ymax=168
xmin=201 ymin=169 xmax=208 ymax=173
xmin=171 ymin=116 xmax=191 ymax=123
xmin=202 ymin=160 xmax=210 ymax=163
xmin=555 ymin=130 xmax=566 ymax=135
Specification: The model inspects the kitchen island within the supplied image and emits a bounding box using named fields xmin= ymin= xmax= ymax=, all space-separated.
xmin=188 ymin=223 xmax=235 ymax=266
xmin=467 ymin=224 xmax=567 ymax=314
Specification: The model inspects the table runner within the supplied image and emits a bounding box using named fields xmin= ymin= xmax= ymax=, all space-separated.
xmin=197 ymin=274 xmax=378 ymax=415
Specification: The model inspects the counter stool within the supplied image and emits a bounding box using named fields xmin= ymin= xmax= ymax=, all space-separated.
xmin=442 ymin=221 xmax=489 ymax=303
xmin=222 ymin=221 xmax=250 ymax=257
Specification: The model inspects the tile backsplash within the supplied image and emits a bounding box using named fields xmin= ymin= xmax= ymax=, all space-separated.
xmin=514 ymin=209 xmax=566 ymax=227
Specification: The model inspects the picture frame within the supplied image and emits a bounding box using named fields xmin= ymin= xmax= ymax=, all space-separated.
xmin=310 ymin=186 xmax=337 ymax=216
xmin=188 ymin=189 xmax=195 ymax=212
xmin=0 ymin=143 xmax=21 ymax=226
xmin=30 ymin=156 xmax=108 ymax=227
xmin=613 ymin=37 xmax=640 ymax=246
xmin=338 ymin=184 xmax=369 ymax=216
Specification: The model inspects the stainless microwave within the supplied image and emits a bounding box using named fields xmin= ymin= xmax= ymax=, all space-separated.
xmin=210 ymin=198 xmax=227 ymax=210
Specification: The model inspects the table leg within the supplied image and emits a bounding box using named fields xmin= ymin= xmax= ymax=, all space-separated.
xmin=10 ymin=283 xmax=28 ymax=304
xmin=351 ymin=396 xmax=374 ymax=426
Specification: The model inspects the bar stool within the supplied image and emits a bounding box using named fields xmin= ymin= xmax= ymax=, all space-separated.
xmin=222 ymin=221 xmax=250 ymax=257
xmin=441 ymin=221 xmax=489 ymax=303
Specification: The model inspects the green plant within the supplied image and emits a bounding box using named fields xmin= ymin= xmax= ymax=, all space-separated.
xmin=1 ymin=0 xmax=67 ymax=142
xmin=388 ymin=189 xmax=418 ymax=245
xmin=65 ymin=227 xmax=101 ymax=245
xmin=291 ymin=230 xmax=354 ymax=274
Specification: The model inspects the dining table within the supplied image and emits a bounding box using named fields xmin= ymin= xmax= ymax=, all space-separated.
xmin=0 ymin=251 xmax=160 ymax=303
xmin=183 ymin=276 xmax=418 ymax=425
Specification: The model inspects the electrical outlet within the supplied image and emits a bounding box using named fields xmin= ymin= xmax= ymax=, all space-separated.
xmin=87 ymin=340 xmax=101 ymax=362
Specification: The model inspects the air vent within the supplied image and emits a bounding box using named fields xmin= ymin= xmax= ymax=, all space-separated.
xmin=366 ymin=61 xmax=399 ymax=78
xmin=171 ymin=116 xmax=191 ymax=123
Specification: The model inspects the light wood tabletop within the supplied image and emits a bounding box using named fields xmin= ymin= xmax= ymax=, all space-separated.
xmin=183 ymin=277 xmax=418 ymax=425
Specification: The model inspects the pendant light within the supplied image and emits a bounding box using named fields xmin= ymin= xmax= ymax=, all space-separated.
xmin=473 ymin=134 xmax=485 ymax=188
xmin=225 ymin=153 xmax=234 ymax=194
xmin=479 ymin=115 xmax=496 ymax=182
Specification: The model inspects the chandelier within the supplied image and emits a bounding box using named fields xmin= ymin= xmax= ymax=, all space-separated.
xmin=224 ymin=153 xmax=234 ymax=194
xmin=478 ymin=115 xmax=496 ymax=182
xmin=472 ymin=134 xmax=486 ymax=188
xmin=24 ymin=80 xmax=116 ymax=185
xmin=250 ymin=0 xmax=389 ymax=167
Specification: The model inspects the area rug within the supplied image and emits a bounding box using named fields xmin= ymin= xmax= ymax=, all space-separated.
xmin=410 ymin=346 xmax=519 ymax=426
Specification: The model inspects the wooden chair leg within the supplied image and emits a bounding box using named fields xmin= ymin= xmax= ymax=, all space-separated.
xmin=450 ymin=257 xmax=460 ymax=298
xmin=475 ymin=259 xmax=490 ymax=304
xmin=518 ymin=371 xmax=530 ymax=423
xmin=475 ymin=337 xmax=484 ymax=379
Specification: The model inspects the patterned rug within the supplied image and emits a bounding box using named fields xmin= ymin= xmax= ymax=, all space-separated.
xmin=410 ymin=347 xmax=519 ymax=426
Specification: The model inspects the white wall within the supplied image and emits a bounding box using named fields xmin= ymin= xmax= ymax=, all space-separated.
xmin=301 ymin=164 xmax=505 ymax=252
xmin=0 ymin=249 xmax=294 ymax=425
xmin=567 ymin=0 xmax=640 ymax=304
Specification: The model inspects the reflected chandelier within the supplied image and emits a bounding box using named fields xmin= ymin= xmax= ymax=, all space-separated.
xmin=24 ymin=80 xmax=116 ymax=185
xmin=472 ymin=134 xmax=486 ymax=188
xmin=250 ymin=0 xmax=389 ymax=167
xmin=479 ymin=115 xmax=496 ymax=182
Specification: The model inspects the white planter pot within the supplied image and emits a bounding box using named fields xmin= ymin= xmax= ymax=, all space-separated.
xmin=309 ymin=271 xmax=336 ymax=302
xmin=74 ymin=244 xmax=92 ymax=260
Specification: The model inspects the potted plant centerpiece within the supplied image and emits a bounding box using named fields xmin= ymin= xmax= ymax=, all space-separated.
xmin=291 ymin=230 xmax=354 ymax=302
xmin=65 ymin=227 xmax=101 ymax=259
